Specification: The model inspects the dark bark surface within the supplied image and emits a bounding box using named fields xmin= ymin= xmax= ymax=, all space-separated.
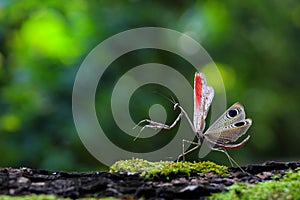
xmin=0 ymin=161 xmax=299 ymax=199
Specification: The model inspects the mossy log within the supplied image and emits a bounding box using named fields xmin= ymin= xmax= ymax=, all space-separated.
xmin=0 ymin=161 xmax=299 ymax=199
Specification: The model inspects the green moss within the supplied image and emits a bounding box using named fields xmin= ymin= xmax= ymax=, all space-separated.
xmin=210 ymin=167 xmax=300 ymax=200
xmin=110 ymin=158 xmax=229 ymax=179
xmin=109 ymin=158 xmax=173 ymax=173
xmin=143 ymin=160 xmax=229 ymax=179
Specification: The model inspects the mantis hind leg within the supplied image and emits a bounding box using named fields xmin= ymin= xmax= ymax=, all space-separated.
xmin=211 ymin=147 xmax=246 ymax=173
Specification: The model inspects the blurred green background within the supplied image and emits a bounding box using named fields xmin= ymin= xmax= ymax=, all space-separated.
xmin=0 ymin=0 xmax=299 ymax=171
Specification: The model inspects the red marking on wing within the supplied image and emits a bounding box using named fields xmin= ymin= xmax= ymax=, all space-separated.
xmin=194 ymin=72 xmax=202 ymax=110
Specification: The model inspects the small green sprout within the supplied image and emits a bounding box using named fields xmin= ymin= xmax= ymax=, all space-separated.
xmin=271 ymin=174 xmax=281 ymax=180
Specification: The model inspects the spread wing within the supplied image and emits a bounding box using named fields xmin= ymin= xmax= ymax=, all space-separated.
xmin=204 ymin=102 xmax=252 ymax=144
